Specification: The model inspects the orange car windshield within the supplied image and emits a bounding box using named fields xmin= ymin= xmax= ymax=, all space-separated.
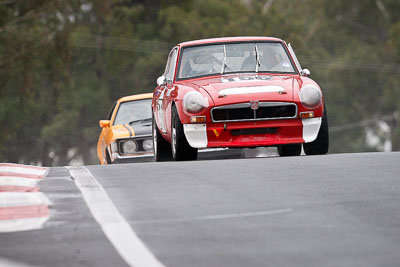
xmin=113 ymin=99 xmax=152 ymax=125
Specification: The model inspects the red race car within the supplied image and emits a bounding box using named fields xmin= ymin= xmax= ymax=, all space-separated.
xmin=152 ymin=37 xmax=328 ymax=161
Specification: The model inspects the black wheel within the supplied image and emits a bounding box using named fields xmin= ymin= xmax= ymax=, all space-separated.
xmin=152 ymin=112 xmax=172 ymax=162
xmin=105 ymin=149 xmax=112 ymax=164
xmin=303 ymin=107 xmax=329 ymax=155
xmin=171 ymin=105 xmax=198 ymax=161
xmin=277 ymin=144 xmax=302 ymax=157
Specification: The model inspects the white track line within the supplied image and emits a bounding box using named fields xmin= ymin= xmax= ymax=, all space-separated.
xmin=0 ymin=192 xmax=50 ymax=208
xmin=66 ymin=166 xmax=166 ymax=267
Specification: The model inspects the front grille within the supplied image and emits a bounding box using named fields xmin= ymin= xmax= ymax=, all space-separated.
xmin=118 ymin=136 xmax=152 ymax=154
xmin=211 ymin=102 xmax=297 ymax=122
xmin=231 ymin=127 xmax=278 ymax=136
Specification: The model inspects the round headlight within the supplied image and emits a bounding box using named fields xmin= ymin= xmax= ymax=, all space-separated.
xmin=183 ymin=91 xmax=209 ymax=114
xmin=122 ymin=140 xmax=137 ymax=154
xmin=142 ymin=139 xmax=153 ymax=151
xmin=299 ymin=84 xmax=322 ymax=109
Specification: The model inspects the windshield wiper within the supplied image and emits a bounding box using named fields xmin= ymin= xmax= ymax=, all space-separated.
xmin=220 ymin=45 xmax=227 ymax=75
xmin=128 ymin=118 xmax=152 ymax=124
xmin=255 ymin=44 xmax=261 ymax=73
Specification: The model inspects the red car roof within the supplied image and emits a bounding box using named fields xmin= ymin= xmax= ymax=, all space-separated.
xmin=178 ymin=36 xmax=284 ymax=47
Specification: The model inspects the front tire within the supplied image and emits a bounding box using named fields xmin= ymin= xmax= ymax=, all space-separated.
xmin=303 ymin=108 xmax=329 ymax=155
xmin=152 ymin=112 xmax=172 ymax=162
xmin=105 ymin=149 xmax=112 ymax=164
xmin=171 ymin=105 xmax=198 ymax=161
xmin=277 ymin=144 xmax=302 ymax=157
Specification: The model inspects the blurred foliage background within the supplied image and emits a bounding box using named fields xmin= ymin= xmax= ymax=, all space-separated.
xmin=1 ymin=0 xmax=400 ymax=165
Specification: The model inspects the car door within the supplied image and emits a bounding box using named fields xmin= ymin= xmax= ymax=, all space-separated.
xmin=98 ymin=101 xmax=117 ymax=164
xmin=163 ymin=47 xmax=178 ymax=137
xmin=156 ymin=47 xmax=178 ymax=135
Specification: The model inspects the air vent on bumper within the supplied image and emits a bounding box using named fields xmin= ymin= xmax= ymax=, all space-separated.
xmin=211 ymin=102 xmax=297 ymax=122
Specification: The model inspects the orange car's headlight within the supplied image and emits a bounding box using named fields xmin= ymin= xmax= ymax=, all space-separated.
xmin=121 ymin=140 xmax=138 ymax=154
xmin=142 ymin=139 xmax=153 ymax=152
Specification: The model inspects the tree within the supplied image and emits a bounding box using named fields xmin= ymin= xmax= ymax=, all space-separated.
xmin=1 ymin=0 xmax=400 ymax=165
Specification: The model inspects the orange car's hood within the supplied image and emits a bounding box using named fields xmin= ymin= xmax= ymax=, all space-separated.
xmin=190 ymin=74 xmax=298 ymax=106
xmin=109 ymin=121 xmax=152 ymax=141
xmin=109 ymin=124 xmax=131 ymax=140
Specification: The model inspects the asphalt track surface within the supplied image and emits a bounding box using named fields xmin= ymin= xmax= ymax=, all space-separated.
xmin=1 ymin=152 xmax=400 ymax=267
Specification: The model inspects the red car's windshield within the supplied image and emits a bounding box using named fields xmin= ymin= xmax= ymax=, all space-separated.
xmin=177 ymin=42 xmax=296 ymax=80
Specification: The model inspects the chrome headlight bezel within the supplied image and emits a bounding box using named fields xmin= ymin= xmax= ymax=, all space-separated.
xmin=121 ymin=140 xmax=138 ymax=154
xmin=299 ymin=84 xmax=322 ymax=109
xmin=142 ymin=139 xmax=154 ymax=152
xmin=183 ymin=91 xmax=209 ymax=114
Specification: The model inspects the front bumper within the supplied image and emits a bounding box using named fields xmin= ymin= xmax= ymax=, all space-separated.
xmin=110 ymin=135 xmax=154 ymax=163
xmin=183 ymin=118 xmax=322 ymax=148
xmin=112 ymin=152 xmax=154 ymax=164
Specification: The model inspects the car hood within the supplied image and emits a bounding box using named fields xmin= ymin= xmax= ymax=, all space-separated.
xmin=110 ymin=124 xmax=131 ymax=140
xmin=110 ymin=121 xmax=152 ymax=139
xmin=128 ymin=121 xmax=152 ymax=137
xmin=189 ymin=75 xmax=298 ymax=106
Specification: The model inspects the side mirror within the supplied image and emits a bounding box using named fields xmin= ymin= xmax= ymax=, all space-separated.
xmin=157 ymin=76 xmax=166 ymax=86
xmin=300 ymin=69 xmax=311 ymax=77
xmin=99 ymin=120 xmax=111 ymax=128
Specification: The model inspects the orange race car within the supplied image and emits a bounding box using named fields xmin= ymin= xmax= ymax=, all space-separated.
xmin=97 ymin=93 xmax=154 ymax=164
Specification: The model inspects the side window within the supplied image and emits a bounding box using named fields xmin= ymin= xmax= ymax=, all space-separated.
xmin=165 ymin=48 xmax=178 ymax=82
xmin=107 ymin=102 xmax=117 ymax=121
xmin=287 ymin=43 xmax=302 ymax=72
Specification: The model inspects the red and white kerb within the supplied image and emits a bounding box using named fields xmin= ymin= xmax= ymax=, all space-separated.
xmin=0 ymin=163 xmax=50 ymax=232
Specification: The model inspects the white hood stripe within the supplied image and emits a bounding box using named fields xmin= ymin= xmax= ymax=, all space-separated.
xmin=219 ymin=86 xmax=285 ymax=96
